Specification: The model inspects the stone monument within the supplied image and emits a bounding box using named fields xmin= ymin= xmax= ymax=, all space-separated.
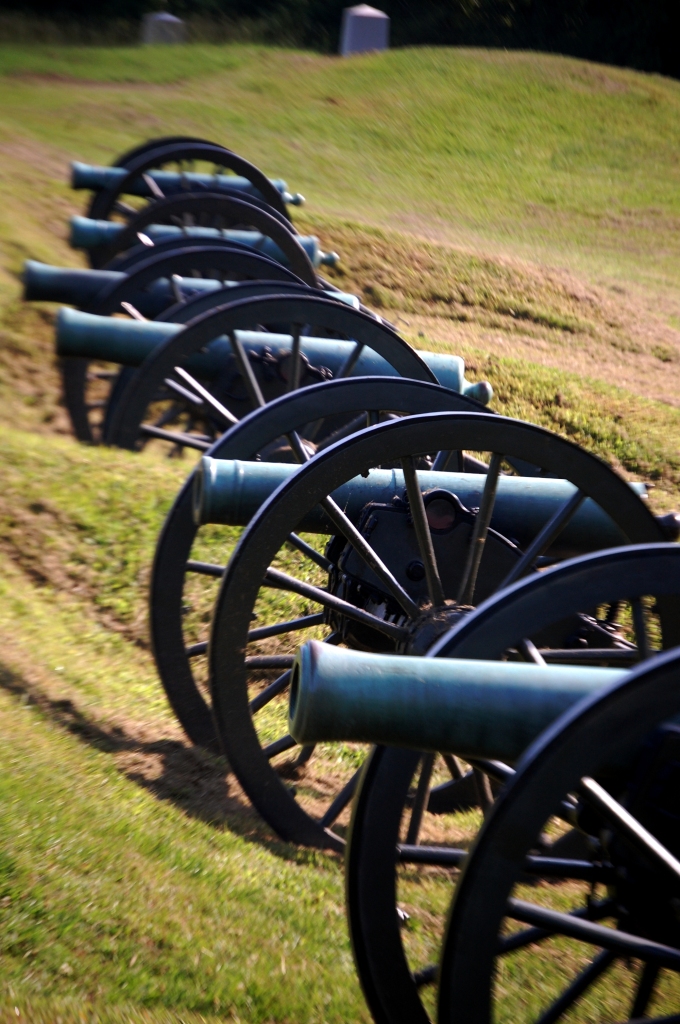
xmin=141 ymin=12 xmax=187 ymax=45
xmin=339 ymin=5 xmax=389 ymax=56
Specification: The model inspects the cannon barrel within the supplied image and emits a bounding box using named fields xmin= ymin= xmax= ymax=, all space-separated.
xmin=195 ymin=456 xmax=647 ymax=554
xmin=69 ymin=216 xmax=336 ymax=268
xmin=55 ymin=309 xmax=489 ymax=402
xmin=26 ymin=263 xmax=359 ymax=313
xmin=70 ymin=161 xmax=304 ymax=206
xmin=24 ymin=261 xmax=224 ymax=316
xmin=289 ymin=641 xmax=624 ymax=762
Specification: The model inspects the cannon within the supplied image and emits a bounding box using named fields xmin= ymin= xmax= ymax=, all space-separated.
xmin=83 ymin=140 xmax=296 ymax=223
xmin=287 ymin=543 xmax=680 ymax=1024
xmin=56 ymin=308 xmax=487 ymax=422
xmin=199 ymin=410 xmax=677 ymax=850
xmin=24 ymin=246 xmax=317 ymax=442
xmin=84 ymin=295 xmax=493 ymax=451
xmin=31 ymin=272 xmax=490 ymax=444
xmin=69 ymin=213 xmax=336 ymax=269
xmin=72 ymin=160 xmax=304 ymax=208
xmin=150 ymin=378 xmax=501 ymax=754
xmin=25 ymin=254 xmax=350 ymax=314
xmin=67 ymin=192 xmax=325 ymax=271
xmin=29 ymin=194 xmax=321 ymax=291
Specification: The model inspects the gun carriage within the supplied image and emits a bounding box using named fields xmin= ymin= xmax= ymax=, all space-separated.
xmin=68 ymin=194 xmax=335 ymax=271
xmin=25 ymin=246 xmax=311 ymax=442
xmin=289 ymin=543 xmax=680 ymax=1024
xmin=150 ymin=377 xmax=492 ymax=752
xmin=195 ymin=410 xmax=678 ymax=852
xmin=76 ymin=139 xmax=302 ymax=226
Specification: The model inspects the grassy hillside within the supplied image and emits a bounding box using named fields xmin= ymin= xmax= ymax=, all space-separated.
xmin=0 ymin=42 xmax=680 ymax=1022
xmin=2 ymin=44 xmax=680 ymax=291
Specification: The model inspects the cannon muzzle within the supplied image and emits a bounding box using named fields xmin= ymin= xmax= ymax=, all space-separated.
xmin=70 ymin=161 xmax=303 ymax=204
xmin=24 ymin=260 xmax=122 ymax=306
xmin=194 ymin=456 xmax=646 ymax=555
xmin=289 ymin=641 xmax=624 ymax=761
xmin=69 ymin=216 xmax=334 ymax=267
xmin=54 ymin=309 xmax=487 ymax=401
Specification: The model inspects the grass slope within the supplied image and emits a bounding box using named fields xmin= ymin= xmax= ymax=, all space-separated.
xmin=2 ymin=44 xmax=680 ymax=289
xmin=0 ymin=41 xmax=679 ymax=1021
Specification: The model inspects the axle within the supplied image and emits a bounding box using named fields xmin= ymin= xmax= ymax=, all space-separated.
xmin=71 ymin=161 xmax=305 ymax=206
xmin=194 ymin=456 xmax=647 ymax=555
xmin=55 ymin=308 xmax=489 ymax=402
xmin=69 ymin=216 xmax=336 ymax=267
xmin=289 ymin=641 xmax=624 ymax=762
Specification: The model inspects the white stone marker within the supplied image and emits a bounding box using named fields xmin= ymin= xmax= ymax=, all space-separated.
xmin=339 ymin=5 xmax=389 ymax=56
xmin=141 ymin=12 xmax=187 ymax=45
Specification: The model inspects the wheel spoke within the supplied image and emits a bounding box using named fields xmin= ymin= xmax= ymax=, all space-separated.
xmin=500 ymin=489 xmax=586 ymax=588
xmin=406 ymin=753 xmax=436 ymax=845
xmin=142 ymin=172 xmax=164 ymax=199
xmin=466 ymin=757 xmax=515 ymax=785
xmin=120 ymin=300 xmax=147 ymax=321
xmin=287 ymin=324 xmax=303 ymax=392
xmin=170 ymin=273 xmax=185 ymax=305
xmin=534 ymin=950 xmax=616 ymax=1024
xmin=302 ymin=342 xmax=367 ymax=442
xmin=432 ymin=449 xmax=461 ymax=471
xmin=315 ymin=413 xmax=371 ymax=451
xmin=174 ymin=366 xmax=238 ymax=426
xmin=518 ymin=638 xmax=547 ymax=666
xmin=139 ymin=424 xmax=210 ymax=450
xmin=263 ymin=734 xmax=297 ymax=759
xmin=186 ymin=559 xmax=224 ymax=577
xmin=319 ymin=767 xmax=363 ymax=827
xmin=401 ymin=457 xmax=445 ymax=607
xmin=248 ymin=612 xmax=325 ymax=643
xmin=444 ymin=754 xmax=465 ymax=779
xmin=506 ymin=897 xmax=680 ymax=969
xmin=337 ymin=340 xmax=365 ymax=379
xmin=113 ymin=200 xmax=137 ymax=217
xmin=320 ymin=495 xmax=420 ymax=619
xmin=398 ymin=845 xmax=467 ymax=867
xmin=632 ymin=597 xmax=652 ymax=660
xmin=457 ymin=451 xmax=503 ymax=604
xmin=153 ymin=401 xmax=190 ymax=430
xmin=286 ymin=533 xmax=331 ymax=572
xmin=164 ymin=377 xmax=204 ymax=408
xmin=249 ymin=670 xmax=292 ymax=714
xmin=522 ymin=855 xmax=615 ymax=883
xmin=473 ymin=767 xmax=494 ymax=812
xmin=498 ymin=900 xmax=616 ymax=954
xmin=263 ymin=566 xmax=409 ymax=641
xmin=579 ymin=776 xmax=680 ymax=883
xmin=229 ymin=331 xmax=265 ymax=408
xmin=631 ymin=962 xmax=660 ymax=1020
xmin=246 ymin=655 xmax=295 ymax=670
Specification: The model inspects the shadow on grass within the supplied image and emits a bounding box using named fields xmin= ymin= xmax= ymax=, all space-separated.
xmin=0 ymin=658 xmax=335 ymax=867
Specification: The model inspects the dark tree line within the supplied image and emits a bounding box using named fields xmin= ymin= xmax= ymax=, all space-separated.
xmin=1 ymin=0 xmax=679 ymax=79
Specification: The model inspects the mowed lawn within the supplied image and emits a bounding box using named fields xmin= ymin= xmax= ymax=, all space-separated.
xmin=0 ymin=40 xmax=679 ymax=1022
xmin=2 ymin=43 xmax=680 ymax=287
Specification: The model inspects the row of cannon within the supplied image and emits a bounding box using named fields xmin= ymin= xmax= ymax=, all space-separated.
xmin=23 ymin=135 xmax=680 ymax=1023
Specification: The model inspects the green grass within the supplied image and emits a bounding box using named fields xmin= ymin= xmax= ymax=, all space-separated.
xmin=2 ymin=44 xmax=680 ymax=289
xmin=0 ymin=41 xmax=679 ymax=1021
xmin=0 ymin=668 xmax=362 ymax=1023
xmin=0 ymin=43 xmax=243 ymax=83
